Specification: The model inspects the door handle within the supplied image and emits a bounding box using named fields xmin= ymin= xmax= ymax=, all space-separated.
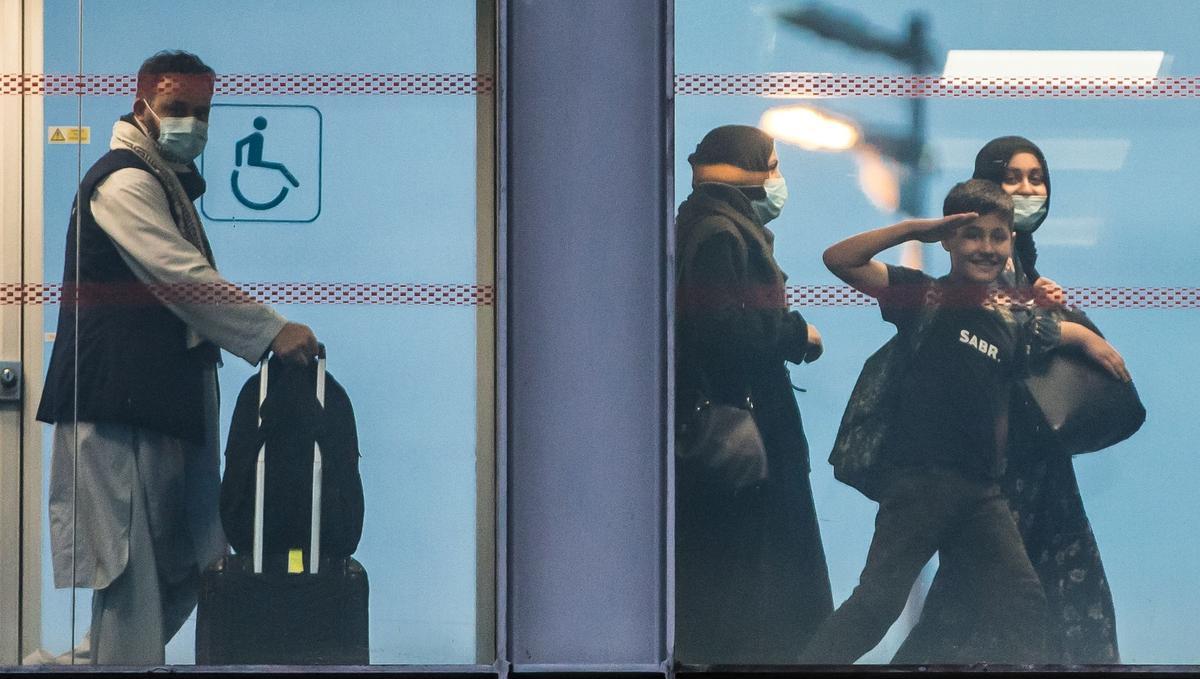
xmin=0 ymin=362 xmax=21 ymax=403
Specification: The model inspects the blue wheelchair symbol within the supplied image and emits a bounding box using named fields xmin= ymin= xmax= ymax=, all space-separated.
xmin=200 ymin=103 xmax=321 ymax=223
xmin=231 ymin=116 xmax=300 ymax=210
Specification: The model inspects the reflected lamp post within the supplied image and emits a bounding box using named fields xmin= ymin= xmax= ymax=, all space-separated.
xmin=773 ymin=3 xmax=936 ymax=267
xmin=772 ymin=2 xmax=939 ymax=638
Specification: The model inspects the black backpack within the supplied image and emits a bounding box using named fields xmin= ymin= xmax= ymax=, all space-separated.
xmin=220 ymin=354 xmax=365 ymax=561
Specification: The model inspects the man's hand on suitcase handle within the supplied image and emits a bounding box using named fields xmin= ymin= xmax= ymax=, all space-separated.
xmin=271 ymin=322 xmax=319 ymax=366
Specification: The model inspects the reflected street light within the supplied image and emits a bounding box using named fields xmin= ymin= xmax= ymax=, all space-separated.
xmin=760 ymin=105 xmax=860 ymax=152
xmin=855 ymin=146 xmax=901 ymax=215
xmin=759 ymin=104 xmax=901 ymax=215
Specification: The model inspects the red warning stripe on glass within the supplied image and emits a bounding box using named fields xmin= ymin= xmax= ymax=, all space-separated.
xmin=8 ymin=73 xmax=1199 ymax=97
xmin=1 ymin=73 xmax=493 ymax=96
xmin=786 ymin=285 xmax=1200 ymax=308
xmin=675 ymin=73 xmax=1200 ymax=98
xmin=1 ymin=283 xmax=495 ymax=306
xmin=2 ymin=283 xmax=1198 ymax=309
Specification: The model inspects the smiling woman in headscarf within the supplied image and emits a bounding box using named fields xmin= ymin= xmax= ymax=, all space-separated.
xmin=973 ymin=136 xmax=1051 ymax=280
xmin=675 ymin=125 xmax=833 ymax=664
xmin=894 ymin=135 xmax=1120 ymax=664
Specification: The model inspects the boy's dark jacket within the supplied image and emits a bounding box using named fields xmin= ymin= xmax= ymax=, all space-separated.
xmin=221 ymin=356 xmax=365 ymax=560
xmin=829 ymin=273 xmax=1060 ymax=501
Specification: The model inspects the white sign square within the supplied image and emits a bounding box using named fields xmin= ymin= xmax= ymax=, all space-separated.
xmin=200 ymin=104 xmax=322 ymax=223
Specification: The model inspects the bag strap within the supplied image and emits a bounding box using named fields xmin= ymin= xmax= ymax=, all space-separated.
xmin=252 ymin=343 xmax=327 ymax=575
xmin=896 ymin=277 xmax=941 ymax=355
xmin=310 ymin=345 xmax=326 ymax=573
xmin=252 ymin=358 xmax=269 ymax=574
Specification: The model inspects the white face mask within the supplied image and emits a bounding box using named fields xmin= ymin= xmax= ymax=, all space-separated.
xmin=751 ymin=177 xmax=788 ymax=224
xmin=1012 ymin=195 xmax=1048 ymax=233
xmin=142 ymin=100 xmax=209 ymax=163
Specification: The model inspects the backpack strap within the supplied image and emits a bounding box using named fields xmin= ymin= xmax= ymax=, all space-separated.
xmin=898 ymin=276 xmax=941 ymax=355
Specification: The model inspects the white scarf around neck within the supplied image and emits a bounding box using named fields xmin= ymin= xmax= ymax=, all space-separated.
xmin=111 ymin=119 xmax=215 ymax=267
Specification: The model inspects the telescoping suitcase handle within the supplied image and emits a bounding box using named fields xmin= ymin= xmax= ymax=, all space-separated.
xmin=253 ymin=343 xmax=327 ymax=575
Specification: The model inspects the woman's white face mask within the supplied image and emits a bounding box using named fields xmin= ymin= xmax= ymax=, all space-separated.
xmin=1012 ymin=195 xmax=1048 ymax=233
xmin=751 ymin=177 xmax=788 ymax=224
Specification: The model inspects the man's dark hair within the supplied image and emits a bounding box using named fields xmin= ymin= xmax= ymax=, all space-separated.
xmin=942 ymin=178 xmax=1013 ymax=227
xmin=136 ymin=50 xmax=215 ymax=100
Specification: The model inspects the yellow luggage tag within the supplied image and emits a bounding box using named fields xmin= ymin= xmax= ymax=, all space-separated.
xmin=288 ymin=549 xmax=304 ymax=574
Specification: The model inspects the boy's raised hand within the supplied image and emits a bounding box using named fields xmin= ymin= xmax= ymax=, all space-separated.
xmin=825 ymin=213 xmax=978 ymax=294
xmin=907 ymin=212 xmax=979 ymax=243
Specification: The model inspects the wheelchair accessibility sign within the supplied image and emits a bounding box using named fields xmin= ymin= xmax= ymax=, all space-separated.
xmin=200 ymin=104 xmax=322 ymax=223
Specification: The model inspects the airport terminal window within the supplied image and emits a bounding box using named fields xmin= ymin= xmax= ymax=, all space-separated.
xmin=676 ymin=0 xmax=1200 ymax=666
xmin=12 ymin=0 xmax=1200 ymax=671
xmin=29 ymin=0 xmax=494 ymax=666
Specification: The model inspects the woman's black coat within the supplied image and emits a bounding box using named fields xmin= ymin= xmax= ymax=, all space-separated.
xmin=674 ymin=183 xmax=833 ymax=664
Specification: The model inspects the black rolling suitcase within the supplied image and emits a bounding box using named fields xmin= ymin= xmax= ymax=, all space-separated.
xmin=196 ymin=347 xmax=369 ymax=665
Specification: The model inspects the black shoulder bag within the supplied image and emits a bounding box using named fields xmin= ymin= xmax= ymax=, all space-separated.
xmin=1019 ymin=306 xmax=1146 ymax=456
xmin=676 ymin=372 xmax=768 ymax=494
xmin=674 ymin=214 xmax=771 ymax=495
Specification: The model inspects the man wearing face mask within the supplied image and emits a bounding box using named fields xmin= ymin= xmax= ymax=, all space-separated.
xmin=675 ymin=125 xmax=832 ymax=663
xmin=33 ymin=51 xmax=317 ymax=665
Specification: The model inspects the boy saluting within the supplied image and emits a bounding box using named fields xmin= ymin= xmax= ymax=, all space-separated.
xmin=798 ymin=179 xmax=1129 ymax=664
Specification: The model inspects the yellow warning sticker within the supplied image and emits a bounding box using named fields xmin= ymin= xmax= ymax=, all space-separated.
xmin=288 ymin=548 xmax=304 ymax=574
xmin=48 ymin=126 xmax=90 ymax=144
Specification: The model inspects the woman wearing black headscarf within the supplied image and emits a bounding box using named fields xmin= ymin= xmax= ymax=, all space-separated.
xmin=975 ymin=136 xmax=1057 ymax=294
xmin=893 ymin=136 xmax=1119 ymax=663
xmin=675 ymin=125 xmax=833 ymax=663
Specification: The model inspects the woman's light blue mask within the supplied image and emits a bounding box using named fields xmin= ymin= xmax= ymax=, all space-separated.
xmin=1012 ymin=195 xmax=1048 ymax=233
xmin=752 ymin=177 xmax=788 ymax=225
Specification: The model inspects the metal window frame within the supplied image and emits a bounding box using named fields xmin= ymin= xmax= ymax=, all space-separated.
xmin=0 ymin=0 xmax=46 ymax=667
xmin=500 ymin=0 xmax=673 ymax=672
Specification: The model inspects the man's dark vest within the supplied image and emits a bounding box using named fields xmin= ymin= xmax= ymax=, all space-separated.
xmin=36 ymin=147 xmax=216 ymax=443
